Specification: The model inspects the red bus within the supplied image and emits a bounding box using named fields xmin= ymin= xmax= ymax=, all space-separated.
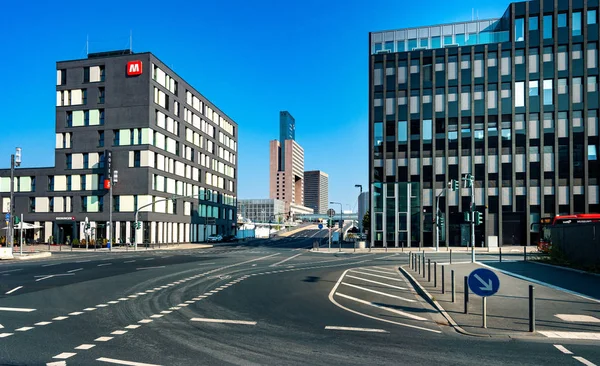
xmin=535 ymin=214 xmax=600 ymax=252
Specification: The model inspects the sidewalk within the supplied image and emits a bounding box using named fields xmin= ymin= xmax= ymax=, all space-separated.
xmin=8 ymin=243 xmax=212 ymax=253
xmin=310 ymin=245 xmax=539 ymax=254
xmin=400 ymin=258 xmax=600 ymax=339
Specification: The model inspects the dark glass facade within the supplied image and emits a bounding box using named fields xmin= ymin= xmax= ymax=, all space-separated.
xmin=369 ymin=0 xmax=600 ymax=248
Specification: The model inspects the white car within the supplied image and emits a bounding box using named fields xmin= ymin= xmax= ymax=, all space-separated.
xmin=207 ymin=234 xmax=223 ymax=243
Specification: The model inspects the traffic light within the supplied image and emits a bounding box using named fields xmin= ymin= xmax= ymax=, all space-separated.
xmin=438 ymin=215 xmax=445 ymax=227
xmin=450 ymin=179 xmax=459 ymax=191
xmin=327 ymin=219 xmax=333 ymax=228
xmin=13 ymin=216 xmax=20 ymax=225
xmin=464 ymin=211 xmax=471 ymax=223
xmin=134 ymin=221 xmax=142 ymax=230
xmin=474 ymin=211 xmax=483 ymax=225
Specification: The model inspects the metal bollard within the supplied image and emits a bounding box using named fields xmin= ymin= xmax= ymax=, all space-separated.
xmin=418 ymin=255 xmax=421 ymax=274
xmin=423 ymin=254 xmax=427 ymax=279
xmin=427 ymin=259 xmax=431 ymax=282
xmin=499 ymin=246 xmax=502 ymax=262
xmin=434 ymin=262 xmax=437 ymax=288
xmin=441 ymin=266 xmax=445 ymax=294
xmin=483 ymin=297 xmax=487 ymax=328
xmin=524 ymin=246 xmax=527 ymax=261
xmin=529 ymin=285 xmax=535 ymax=332
xmin=464 ymin=276 xmax=469 ymax=314
xmin=450 ymin=249 xmax=453 ymax=264
xmin=451 ymin=270 xmax=455 ymax=302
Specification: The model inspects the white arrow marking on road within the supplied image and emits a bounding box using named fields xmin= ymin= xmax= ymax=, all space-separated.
xmin=474 ymin=274 xmax=493 ymax=292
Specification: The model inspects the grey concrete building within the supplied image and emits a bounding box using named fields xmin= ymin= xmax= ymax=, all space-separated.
xmin=0 ymin=50 xmax=238 ymax=245
xmin=237 ymin=199 xmax=286 ymax=224
xmin=357 ymin=191 xmax=369 ymax=233
xmin=304 ymin=170 xmax=328 ymax=214
xmin=369 ymin=0 xmax=600 ymax=248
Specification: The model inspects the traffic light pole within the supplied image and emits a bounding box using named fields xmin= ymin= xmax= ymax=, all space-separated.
xmin=470 ymin=176 xmax=475 ymax=263
xmin=8 ymin=154 xmax=15 ymax=248
xmin=435 ymin=188 xmax=447 ymax=252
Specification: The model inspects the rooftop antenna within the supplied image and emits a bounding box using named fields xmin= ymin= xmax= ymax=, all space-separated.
xmin=86 ymin=34 xmax=89 ymax=56
xmin=472 ymin=8 xmax=475 ymax=21
xmin=129 ymin=30 xmax=132 ymax=53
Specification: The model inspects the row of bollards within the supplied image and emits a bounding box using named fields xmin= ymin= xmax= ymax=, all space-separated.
xmin=408 ymin=252 xmax=536 ymax=332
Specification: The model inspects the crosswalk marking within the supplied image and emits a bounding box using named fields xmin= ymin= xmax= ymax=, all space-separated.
xmin=345 ymin=274 xmax=408 ymax=290
xmin=340 ymin=282 xmax=415 ymax=302
xmin=335 ymin=292 xmax=427 ymax=321
xmin=540 ymin=331 xmax=600 ymax=340
xmin=555 ymin=314 xmax=600 ymax=323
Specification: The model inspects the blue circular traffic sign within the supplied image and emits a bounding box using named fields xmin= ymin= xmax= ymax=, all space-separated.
xmin=468 ymin=268 xmax=500 ymax=297
xmin=318 ymin=224 xmax=323 ymax=230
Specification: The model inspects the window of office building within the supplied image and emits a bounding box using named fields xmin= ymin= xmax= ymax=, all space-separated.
xmin=461 ymin=54 xmax=470 ymax=69
xmin=488 ymin=84 xmax=498 ymax=109
xmin=558 ymin=46 xmax=568 ymax=71
xmin=515 ymin=18 xmax=525 ymax=41
xmin=410 ymin=59 xmax=419 ymax=74
xmin=573 ymin=44 xmax=582 ymax=60
xmin=515 ymin=49 xmax=525 ymax=65
xmin=423 ymin=89 xmax=432 ymax=104
xmin=501 ymin=83 xmax=511 ymax=99
xmin=515 ymin=82 xmax=525 ymax=107
xmin=398 ymin=90 xmax=407 ymax=105
xmin=435 ymin=56 xmax=445 ymax=71
xmin=66 ymin=154 xmax=72 ymax=169
xmin=558 ymin=13 xmax=567 ymax=27
xmin=558 ymin=78 xmax=568 ymax=95
xmin=588 ymin=9 xmax=597 ymax=25
xmin=543 ymin=46 xmax=553 ymax=62
xmin=461 ymin=86 xmax=470 ymax=111
xmin=588 ymin=43 xmax=597 ymax=68
xmin=543 ymin=80 xmax=553 ymax=105
xmin=529 ymin=16 xmax=539 ymax=30
xmin=98 ymin=131 xmax=104 ymax=147
xmin=435 ymin=88 xmax=444 ymax=112
xmin=573 ymin=12 xmax=582 ymax=36
xmin=543 ymin=15 xmax=553 ymax=39
xmin=488 ymin=52 xmax=497 ymax=67
xmin=474 ymin=54 xmax=484 ymax=77
xmin=410 ymin=90 xmax=420 ymax=114
xmin=374 ymin=63 xmax=383 ymax=86
xmin=529 ymin=80 xmax=539 ymax=97
xmin=423 ymin=120 xmax=433 ymax=142
xmin=448 ymin=56 xmax=457 ymax=80
xmin=588 ymin=76 xmax=598 ymax=93
xmin=386 ymin=92 xmax=395 ymax=115
xmin=544 ymin=112 xmax=554 ymax=132
xmin=398 ymin=121 xmax=408 ymax=144
xmin=474 ymin=85 xmax=484 ymax=101
xmin=431 ymin=37 xmax=441 ymax=49
xmin=501 ymin=51 xmax=511 ymax=76
xmin=528 ymin=48 xmax=539 ymax=73
xmin=573 ymin=77 xmax=583 ymax=103
xmin=398 ymin=62 xmax=407 ymax=84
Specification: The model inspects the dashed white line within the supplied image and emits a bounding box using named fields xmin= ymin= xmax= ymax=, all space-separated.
xmin=53 ymin=353 xmax=77 ymax=360
xmin=0 ymin=269 xmax=22 ymax=274
xmin=96 ymin=357 xmax=162 ymax=366
xmin=138 ymin=319 xmax=153 ymax=324
xmin=136 ymin=266 xmax=165 ymax=270
xmin=324 ymin=326 xmax=388 ymax=333
xmin=35 ymin=321 xmax=52 ymax=326
xmin=160 ymin=310 xmax=172 ymax=314
xmin=124 ymin=260 xmax=136 ymax=263
xmin=125 ymin=325 xmax=141 ymax=329
xmin=108 ymin=301 xmax=119 ymax=304
xmin=75 ymin=260 xmax=91 ymax=263
xmin=573 ymin=357 xmax=597 ymax=366
xmin=144 ymin=258 xmax=155 ymax=261
xmin=5 ymin=286 xmax=23 ymax=295
xmin=150 ymin=314 xmax=163 ymax=318
xmin=69 ymin=312 xmax=84 ymax=316
xmin=95 ymin=336 xmax=114 ymax=342
xmin=118 ymin=298 xmax=129 ymax=301
xmin=75 ymin=344 xmax=95 ymax=350
xmin=553 ymin=345 xmax=573 ymax=354
xmin=84 ymin=308 xmax=97 ymax=311
xmin=67 ymin=268 xmax=83 ymax=273
xmin=42 ymin=263 xmax=59 ymax=267
xmin=15 ymin=326 xmax=34 ymax=332
xmin=0 ymin=307 xmax=36 ymax=312
xmin=340 ymin=282 xmax=415 ymax=302
xmin=52 ymin=316 xmax=69 ymax=321
xmin=0 ymin=333 xmax=13 ymax=338
xmin=190 ymin=318 xmax=257 ymax=325
xmin=98 ymin=263 xmax=112 ymax=267
xmin=96 ymin=304 xmax=109 ymax=308
xmin=111 ymin=330 xmax=128 ymax=335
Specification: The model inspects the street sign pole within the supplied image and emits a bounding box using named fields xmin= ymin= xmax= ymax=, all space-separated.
xmin=470 ymin=175 xmax=475 ymax=263
xmin=468 ymin=268 xmax=500 ymax=328
xmin=19 ymin=213 xmax=23 ymax=256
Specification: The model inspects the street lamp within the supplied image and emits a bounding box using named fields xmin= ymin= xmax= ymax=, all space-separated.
xmin=8 ymin=147 xmax=21 ymax=249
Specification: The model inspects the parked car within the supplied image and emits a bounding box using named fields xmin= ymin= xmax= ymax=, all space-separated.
xmin=222 ymin=235 xmax=238 ymax=242
xmin=207 ymin=234 xmax=223 ymax=243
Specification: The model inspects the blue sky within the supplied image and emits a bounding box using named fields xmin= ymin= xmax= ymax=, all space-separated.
xmin=0 ymin=0 xmax=512 ymax=212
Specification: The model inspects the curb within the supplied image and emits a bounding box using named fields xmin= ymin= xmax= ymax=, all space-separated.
xmin=528 ymin=260 xmax=600 ymax=277
xmin=398 ymin=265 xmax=489 ymax=338
xmin=13 ymin=252 xmax=52 ymax=261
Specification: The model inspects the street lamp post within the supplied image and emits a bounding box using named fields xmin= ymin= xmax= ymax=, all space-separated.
xmin=8 ymin=148 xmax=21 ymax=249
xmin=330 ymin=201 xmax=343 ymax=247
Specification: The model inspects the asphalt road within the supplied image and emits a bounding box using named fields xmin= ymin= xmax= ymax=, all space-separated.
xmin=0 ymin=227 xmax=597 ymax=365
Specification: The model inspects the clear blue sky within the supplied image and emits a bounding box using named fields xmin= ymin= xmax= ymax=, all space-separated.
xmin=0 ymin=0 xmax=511 ymax=212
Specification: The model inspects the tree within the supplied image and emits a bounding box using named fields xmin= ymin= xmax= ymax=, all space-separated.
xmin=362 ymin=210 xmax=370 ymax=233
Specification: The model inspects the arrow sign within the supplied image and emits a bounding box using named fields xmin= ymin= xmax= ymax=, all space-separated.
xmin=318 ymin=224 xmax=323 ymax=230
xmin=468 ymin=268 xmax=500 ymax=297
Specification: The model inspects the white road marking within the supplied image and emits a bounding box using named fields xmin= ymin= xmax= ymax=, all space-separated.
xmin=0 ymin=333 xmax=13 ymax=338
xmin=324 ymin=326 xmax=388 ymax=333
xmin=53 ymin=316 xmax=68 ymax=321
xmin=136 ymin=266 xmax=166 ymax=270
xmin=98 ymin=263 xmax=112 ymax=267
xmin=0 ymin=269 xmax=22 ymax=274
xmin=539 ymin=331 xmax=600 ymax=340
xmin=336 ymin=292 xmax=426 ymax=320
xmin=84 ymin=308 xmax=97 ymax=311
xmin=35 ymin=273 xmax=75 ymax=282
xmin=67 ymin=268 xmax=83 ymax=273
xmin=573 ymin=357 xmax=597 ymax=366
xmin=0 ymin=307 xmax=36 ymax=312
xmin=270 ymin=253 xmax=302 ymax=267
xmin=108 ymin=301 xmax=119 ymax=304
xmin=555 ymin=314 xmax=600 ymax=323
xmin=35 ymin=321 xmax=52 ymax=326
xmin=125 ymin=325 xmax=141 ymax=329
xmin=138 ymin=319 xmax=153 ymax=324
xmin=75 ymin=344 xmax=95 ymax=350
xmin=349 ymin=270 xmax=404 ymax=282
xmin=46 ymin=361 xmax=66 ymax=366
xmin=185 ymin=300 xmax=195 ymax=303
xmin=150 ymin=314 xmax=163 ymax=318
xmin=95 ymin=336 xmax=114 ymax=342
xmin=5 ymin=286 xmax=23 ymax=294
xmin=118 ymin=298 xmax=129 ymax=301
xmin=190 ymin=318 xmax=257 ymax=325
xmin=340 ymin=282 xmax=415 ymax=302
xmin=345 ymin=274 xmax=408 ymax=290
xmin=553 ymin=345 xmax=573 ymax=354
xmin=111 ymin=330 xmax=128 ymax=335
xmin=124 ymin=260 xmax=136 ymax=263
xmin=42 ymin=263 xmax=59 ymax=267
xmin=328 ymin=269 xmax=441 ymax=334
xmin=96 ymin=357 xmax=162 ymax=366
xmin=69 ymin=312 xmax=84 ymax=316
xmin=160 ymin=311 xmax=172 ymax=314
xmin=372 ymin=266 xmax=396 ymax=272
xmin=53 ymin=353 xmax=77 ymax=360
xmin=75 ymin=260 xmax=91 ymax=263
xmin=15 ymin=326 xmax=34 ymax=332
xmin=96 ymin=304 xmax=109 ymax=307
xmin=128 ymin=295 xmax=138 ymax=298
xmin=144 ymin=258 xmax=155 ymax=261
xmin=361 ymin=267 xmax=400 ymax=275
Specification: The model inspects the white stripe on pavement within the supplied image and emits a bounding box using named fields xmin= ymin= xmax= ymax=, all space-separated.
xmin=136 ymin=266 xmax=166 ymax=270
xmin=573 ymin=357 xmax=597 ymax=366
xmin=42 ymin=263 xmax=59 ymax=267
xmin=0 ymin=307 xmax=36 ymax=312
xmin=97 ymin=357 xmax=162 ymax=366
xmin=124 ymin=260 xmax=136 ymax=263
xmin=5 ymin=286 xmax=23 ymax=295
xmin=67 ymin=268 xmax=83 ymax=273
xmin=555 ymin=314 xmax=600 ymax=323
xmin=324 ymin=326 xmax=388 ymax=333
xmin=340 ymin=282 xmax=415 ymax=302
xmin=98 ymin=263 xmax=112 ymax=267
xmin=53 ymin=353 xmax=77 ymax=360
xmin=348 ymin=270 xmax=404 ymax=282
xmin=539 ymin=331 xmax=600 ymax=340
xmin=190 ymin=318 xmax=256 ymax=325
xmin=553 ymin=345 xmax=573 ymax=354
xmin=270 ymin=253 xmax=302 ymax=267
xmin=371 ymin=266 xmax=397 ymax=273
xmin=345 ymin=275 xmax=408 ymax=290
xmin=0 ymin=269 xmax=22 ymax=274
xmin=360 ymin=267 xmax=402 ymax=275
xmin=75 ymin=344 xmax=95 ymax=350
xmin=336 ymin=292 xmax=427 ymax=321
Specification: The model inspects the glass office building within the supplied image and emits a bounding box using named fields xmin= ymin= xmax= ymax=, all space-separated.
xmin=369 ymin=0 xmax=600 ymax=248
